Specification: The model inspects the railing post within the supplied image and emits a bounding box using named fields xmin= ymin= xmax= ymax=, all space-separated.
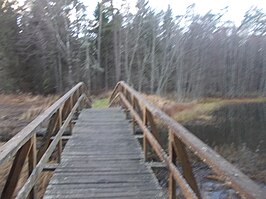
xmin=57 ymin=107 xmax=63 ymax=163
xmin=173 ymin=136 xmax=201 ymax=198
xmin=119 ymin=87 xmax=123 ymax=108
xmin=143 ymin=108 xmax=148 ymax=161
xmin=28 ymin=134 xmax=37 ymax=199
xmin=75 ymin=90 xmax=80 ymax=112
xmin=168 ymin=129 xmax=177 ymax=199
xmin=69 ymin=95 xmax=74 ymax=135
xmin=124 ymin=90 xmax=130 ymax=120
xmin=131 ymin=95 xmax=136 ymax=134
xmin=37 ymin=112 xmax=59 ymax=161
xmin=1 ymin=140 xmax=32 ymax=199
xmin=146 ymin=110 xmax=160 ymax=145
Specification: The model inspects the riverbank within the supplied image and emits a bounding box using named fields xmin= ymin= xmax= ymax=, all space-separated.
xmin=144 ymin=95 xmax=266 ymax=124
xmin=144 ymin=94 xmax=266 ymax=185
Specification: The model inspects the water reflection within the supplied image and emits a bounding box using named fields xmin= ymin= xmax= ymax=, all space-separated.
xmin=184 ymin=103 xmax=266 ymax=153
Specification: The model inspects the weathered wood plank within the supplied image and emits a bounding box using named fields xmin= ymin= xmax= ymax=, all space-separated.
xmin=44 ymin=108 xmax=164 ymax=199
xmin=1 ymin=139 xmax=32 ymax=199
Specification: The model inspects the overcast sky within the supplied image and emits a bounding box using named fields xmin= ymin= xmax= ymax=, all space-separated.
xmin=84 ymin=0 xmax=266 ymax=26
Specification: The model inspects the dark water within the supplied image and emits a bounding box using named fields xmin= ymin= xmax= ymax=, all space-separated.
xmin=184 ymin=102 xmax=266 ymax=153
xmin=144 ymin=102 xmax=266 ymax=197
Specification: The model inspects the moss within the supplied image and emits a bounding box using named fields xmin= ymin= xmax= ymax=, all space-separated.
xmin=92 ymin=98 xmax=109 ymax=108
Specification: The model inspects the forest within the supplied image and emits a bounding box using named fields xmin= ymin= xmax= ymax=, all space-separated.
xmin=0 ymin=0 xmax=266 ymax=99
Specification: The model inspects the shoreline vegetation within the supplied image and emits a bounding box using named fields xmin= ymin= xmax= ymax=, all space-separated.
xmin=144 ymin=95 xmax=266 ymax=123
xmin=143 ymin=94 xmax=266 ymax=185
xmin=91 ymin=92 xmax=266 ymax=120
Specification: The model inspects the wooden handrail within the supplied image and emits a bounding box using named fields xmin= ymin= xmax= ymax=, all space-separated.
xmin=0 ymin=82 xmax=91 ymax=199
xmin=110 ymin=81 xmax=265 ymax=199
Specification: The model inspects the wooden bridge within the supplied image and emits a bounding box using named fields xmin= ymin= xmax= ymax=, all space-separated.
xmin=0 ymin=82 xmax=265 ymax=199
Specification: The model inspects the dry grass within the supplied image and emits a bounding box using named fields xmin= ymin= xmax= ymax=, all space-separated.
xmin=214 ymin=144 xmax=266 ymax=183
xmin=19 ymin=95 xmax=58 ymax=120
xmin=0 ymin=94 xmax=58 ymax=142
xmin=144 ymin=95 xmax=266 ymax=123
xmin=173 ymin=102 xmax=219 ymax=123
xmin=175 ymin=97 xmax=266 ymax=123
xmin=0 ymin=94 xmax=58 ymax=198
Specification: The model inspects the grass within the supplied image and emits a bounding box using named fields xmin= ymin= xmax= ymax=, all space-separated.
xmin=173 ymin=102 xmax=217 ymax=123
xmin=0 ymin=94 xmax=59 ymax=198
xmin=92 ymin=97 xmax=109 ymax=108
xmin=214 ymin=143 xmax=266 ymax=183
xmin=174 ymin=97 xmax=266 ymax=123
xmin=143 ymin=95 xmax=266 ymax=124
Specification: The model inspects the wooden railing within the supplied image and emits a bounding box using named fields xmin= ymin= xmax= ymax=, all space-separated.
xmin=110 ymin=81 xmax=265 ymax=199
xmin=0 ymin=82 xmax=91 ymax=199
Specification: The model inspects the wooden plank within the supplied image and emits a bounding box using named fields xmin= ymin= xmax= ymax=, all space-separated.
xmin=28 ymin=135 xmax=37 ymax=199
xmin=143 ymin=108 xmax=148 ymax=161
xmin=45 ymin=187 xmax=162 ymax=195
xmin=43 ymin=108 xmax=165 ymax=199
xmin=50 ymin=136 xmax=72 ymax=140
xmin=168 ymin=131 xmax=177 ymax=199
xmin=45 ymin=190 xmax=162 ymax=197
xmin=16 ymin=94 xmax=86 ymax=199
xmin=172 ymin=133 xmax=201 ymax=198
xmin=44 ymin=193 xmax=163 ymax=199
xmin=45 ymin=183 xmax=160 ymax=190
xmin=146 ymin=162 xmax=166 ymax=168
xmin=1 ymin=139 xmax=31 ymax=199
xmin=43 ymin=163 xmax=59 ymax=171
xmin=37 ymin=110 xmax=60 ymax=161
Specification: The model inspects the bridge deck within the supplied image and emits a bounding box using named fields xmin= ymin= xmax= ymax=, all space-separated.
xmin=44 ymin=108 xmax=164 ymax=199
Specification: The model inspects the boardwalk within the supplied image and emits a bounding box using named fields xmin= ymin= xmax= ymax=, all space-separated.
xmin=1 ymin=82 xmax=264 ymax=199
xmin=44 ymin=108 xmax=165 ymax=199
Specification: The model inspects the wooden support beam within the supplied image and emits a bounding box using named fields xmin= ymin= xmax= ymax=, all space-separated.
xmin=50 ymin=136 xmax=71 ymax=140
xmin=168 ymin=130 xmax=177 ymax=199
xmin=143 ymin=108 xmax=148 ymax=161
xmin=173 ymin=135 xmax=201 ymax=199
xmin=16 ymin=95 xmax=85 ymax=199
xmin=37 ymin=112 xmax=59 ymax=162
xmin=131 ymin=95 xmax=136 ymax=134
xmin=69 ymin=95 xmax=74 ymax=135
xmin=134 ymin=135 xmax=144 ymax=139
xmin=56 ymin=108 xmax=63 ymax=163
xmin=28 ymin=135 xmax=37 ymax=199
xmin=146 ymin=109 xmax=161 ymax=145
xmin=57 ymin=139 xmax=62 ymax=163
xmin=1 ymin=140 xmax=31 ymax=199
xmin=43 ymin=163 xmax=59 ymax=171
xmin=146 ymin=161 xmax=166 ymax=168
